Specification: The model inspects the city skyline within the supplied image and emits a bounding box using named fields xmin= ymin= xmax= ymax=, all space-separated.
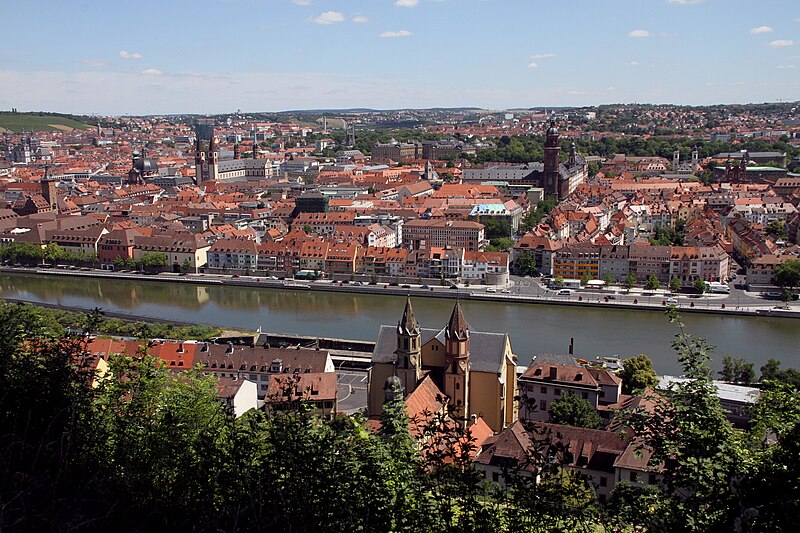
xmin=1 ymin=0 xmax=798 ymax=115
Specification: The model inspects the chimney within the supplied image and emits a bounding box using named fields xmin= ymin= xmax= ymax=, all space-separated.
xmin=226 ymin=341 xmax=234 ymax=355
xmin=549 ymin=366 xmax=558 ymax=379
xmin=569 ymin=338 xmax=574 ymax=355
xmin=177 ymin=342 xmax=184 ymax=353
xmin=201 ymin=342 xmax=209 ymax=352
xmin=470 ymin=414 xmax=477 ymax=425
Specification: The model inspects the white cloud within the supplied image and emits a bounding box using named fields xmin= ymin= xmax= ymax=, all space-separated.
xmin=770 ymin=39 xmax=795 ymax=47
xmin=292 ymin=0 xmax=311 ymax=5
xmin=141 ymin=69 xmax=162 ymax=76
xmin=311 ymin=11 xmax=344 ymax=24
xmin=527 ymin=62 xmax=538 ymax=69
xmin=394 ymin=0 xmax=418 ymax=6
xmin=777 ymin=64 xmax=796 ymax=69
xmin=630 ymin=60 xmax=640 ymax=65
xmin=352 ymin=15 xmax=369 ymax=23
xmin=629 ymin=29 xmax=650 ymax=38
xmin=530 ymin=53 xmax=555 ymax=59
xmin=82 ymin=59 xmax=110 ymax=68
xmin=750 ymin=25 xmax=773 ymax=34
xmin=667 ymin=0 xmax=703 ymax=4
xmin=119 ymin=50 xmax=143 ymax=59
xmin=734 ymin=81 xmax=746 ymax=85
xmin=380 ymin=30 xmax=412 ymax=38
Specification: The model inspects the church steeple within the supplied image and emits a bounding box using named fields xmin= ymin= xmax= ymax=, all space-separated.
xmin=444 ymin=300 xmax=470 ymax=422
xmin=396 ymin=297 xmax=422 ymax=394
xmin=445 ymin=300 xmax=470 ymax=365
xmin=445 ymin=300 xmax=469 ymax=343
xmin=398 ymin=296 xmax=419 ymax=336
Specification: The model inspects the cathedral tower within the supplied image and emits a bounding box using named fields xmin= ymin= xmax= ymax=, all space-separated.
xmin=543 ymin=121 xmax=561 ymax=202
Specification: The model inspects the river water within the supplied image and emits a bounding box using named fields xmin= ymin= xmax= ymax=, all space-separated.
xmin=1 ymin=272 xmax=797 ymax=375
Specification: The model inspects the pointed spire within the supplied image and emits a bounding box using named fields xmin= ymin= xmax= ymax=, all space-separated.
xmin=397 ymin=297 xmax=419 ymax=336
xmin=445 ymin=300 xmax=469 ymax=341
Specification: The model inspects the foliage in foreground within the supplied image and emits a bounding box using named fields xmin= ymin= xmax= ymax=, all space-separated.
xmin=1 ymin=304 xmax=799 ymax=532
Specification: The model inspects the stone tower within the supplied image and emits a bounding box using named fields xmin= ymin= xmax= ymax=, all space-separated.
xmin=543 ymin=121 xmax=561 ymax=202
xmin=444 ymin=300 xmax=470 ymax=421
xmin=194 ymin=133 xmax=219 ymax=184
xmin=395 ymin=297 xmax=422 ymax=394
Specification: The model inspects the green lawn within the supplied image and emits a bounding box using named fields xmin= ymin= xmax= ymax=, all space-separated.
xmin=0 ymin=112 xmax=91 ymax=132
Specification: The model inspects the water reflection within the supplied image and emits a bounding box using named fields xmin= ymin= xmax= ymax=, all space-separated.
xmin=1 ymin=272 xmax=798 ymax=375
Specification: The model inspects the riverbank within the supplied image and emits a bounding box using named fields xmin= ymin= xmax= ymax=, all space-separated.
xmin=2 ymin=266 xmax=797 ymax=320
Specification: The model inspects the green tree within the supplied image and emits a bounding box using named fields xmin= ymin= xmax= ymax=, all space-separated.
xmin=624 ymin=272 xmax=637 ymax=290
xmin=139 ymin=252 xmax=168 ymax=270
xmin=580 ymin=271 xmax=591 ymax=287
xmin=513 ymin=253 xmax=537 ymax=276
xmin=553 ymin=276 xmax=565 ymax=288
xmin=694 ymin=278 xmax=708 ymax=294
xmin=621 ymin=309 xmax=745 ymax=531
xmin=645 ymin=275 xmax=660 ymax=291
xmin=772 ymin=259 xmax=800 ymax=301
xmin=181 ymin=258 xmax=192 ymax=272
xmin=302 ymin=224 xmax=314 ymax=234
xmin=548 ymin=392 xmax=601 ymax=428
xmin=483 ymin=218 xmax=512 ymax=239
xmin=669 ymin=276 xmax=682 ymax=293
xmin=765 ymin=220 xmax=787 ymax=239
xmin=619 ymin=354 xmax=658 ymax=394
xmin=603 ymin=271 xmax=613 ymax=288
xmin=43 ymin=242 xmax=64 ymax=264
xmin=719 ymin=355 xmax=755 ymax=384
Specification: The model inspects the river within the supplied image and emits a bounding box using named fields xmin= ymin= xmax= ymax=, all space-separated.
xmin=1 ymin=272 xmax=797 ymax=375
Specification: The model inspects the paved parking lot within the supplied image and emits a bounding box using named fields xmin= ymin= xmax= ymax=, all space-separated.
xmin=337 ymin=370 xmax=368 ymax=414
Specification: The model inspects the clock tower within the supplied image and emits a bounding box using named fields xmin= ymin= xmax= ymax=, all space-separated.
xmin=395 ymin=297 xmax=422 ymax=395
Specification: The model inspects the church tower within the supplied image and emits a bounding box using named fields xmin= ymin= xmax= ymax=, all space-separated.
xmin=233 ymin=140 xmax=240 ymax=160
xmin=444 ymin=300 xmax=470 ymax=421
xmin=395 ymin=297 xmax=422 ymax=394
xmin=673 ymin=148 xmax=680 ymax=171
xmin=691 ymin=145 xmax=699 ymax=168
xmin=543 ymin=121 xmax=561 ymax=202
xmin=195 ymin=135 xmax=219 ymax=184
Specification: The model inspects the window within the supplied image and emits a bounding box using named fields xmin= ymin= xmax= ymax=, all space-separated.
xmin=554 ymin=388 xmax=561 ymax=396
xmin=599 ymin=476 xmax=607 ymax=487
xmin=540 ymin=386 xmax=547 ymax=394
xmin=539 ymin=399 xmax=547 ymax=412
xmin=582 ymin=392 xmax=588 ymax=399
xmin=492 ymin=472 xmax=499 ymax=483
xmin=648 ymin=473 xmax=657 ymax=485
xmin=629 ymin=472 xmax=638 ymax=483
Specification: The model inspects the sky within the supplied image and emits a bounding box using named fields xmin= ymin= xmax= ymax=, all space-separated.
xmin=0 ymin=0 xmax=798 ymax=115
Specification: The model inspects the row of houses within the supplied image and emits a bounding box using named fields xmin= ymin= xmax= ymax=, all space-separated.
xmin=514 ymin=241 xmax=730 ymax=283
xmin=209 ymin=237 xmax=509 ymax=281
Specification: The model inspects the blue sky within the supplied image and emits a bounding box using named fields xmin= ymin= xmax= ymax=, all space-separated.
xmin=0 ymin=0 xmax=798 ymax=115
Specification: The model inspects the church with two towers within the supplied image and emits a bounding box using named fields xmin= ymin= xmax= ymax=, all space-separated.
xmin=368 ymin=299 xmax=518 ymax=432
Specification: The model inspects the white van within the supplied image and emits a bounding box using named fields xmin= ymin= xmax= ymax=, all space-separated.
xmin=558 ymin=289 xmax=573 ymax=296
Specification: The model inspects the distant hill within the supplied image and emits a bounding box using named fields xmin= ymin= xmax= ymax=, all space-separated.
xmin=0 ymin=112 xmax=92 ymax=133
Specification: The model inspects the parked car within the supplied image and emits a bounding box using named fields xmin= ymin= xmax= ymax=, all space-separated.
xmin=486 ymin=287 xmax=497 ymax=293
xmin=665 ymin=297 xmax=679 ymax=304
xmin=500 ymin=289 xmax=511 ymax=294
xmin=401 ymin=284 xmax=411 ymax=289
xmin=558 ymin=289 xmax=573 ymax=296
xmin=420 ymin=284 xmax=430 ymax=289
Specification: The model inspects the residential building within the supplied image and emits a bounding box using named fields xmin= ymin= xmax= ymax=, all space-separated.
xmin=402 ymin=219 xmax=485 ymax=252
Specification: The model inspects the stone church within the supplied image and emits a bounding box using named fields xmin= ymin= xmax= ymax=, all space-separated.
xmin=368 ymin=298 xmax=517 ymax=432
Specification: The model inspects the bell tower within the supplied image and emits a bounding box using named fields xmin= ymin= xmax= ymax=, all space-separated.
xmin=395 ymin=297 xmax=422 ymax=395
xmin=444 ymin=300 xmax=470 ymax=421
xmin=543 ymin=120 xmax=561 ymax=202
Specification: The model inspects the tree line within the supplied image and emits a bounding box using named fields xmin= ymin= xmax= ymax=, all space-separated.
xmin=1 ymin=303 xmax=799 ymax=531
